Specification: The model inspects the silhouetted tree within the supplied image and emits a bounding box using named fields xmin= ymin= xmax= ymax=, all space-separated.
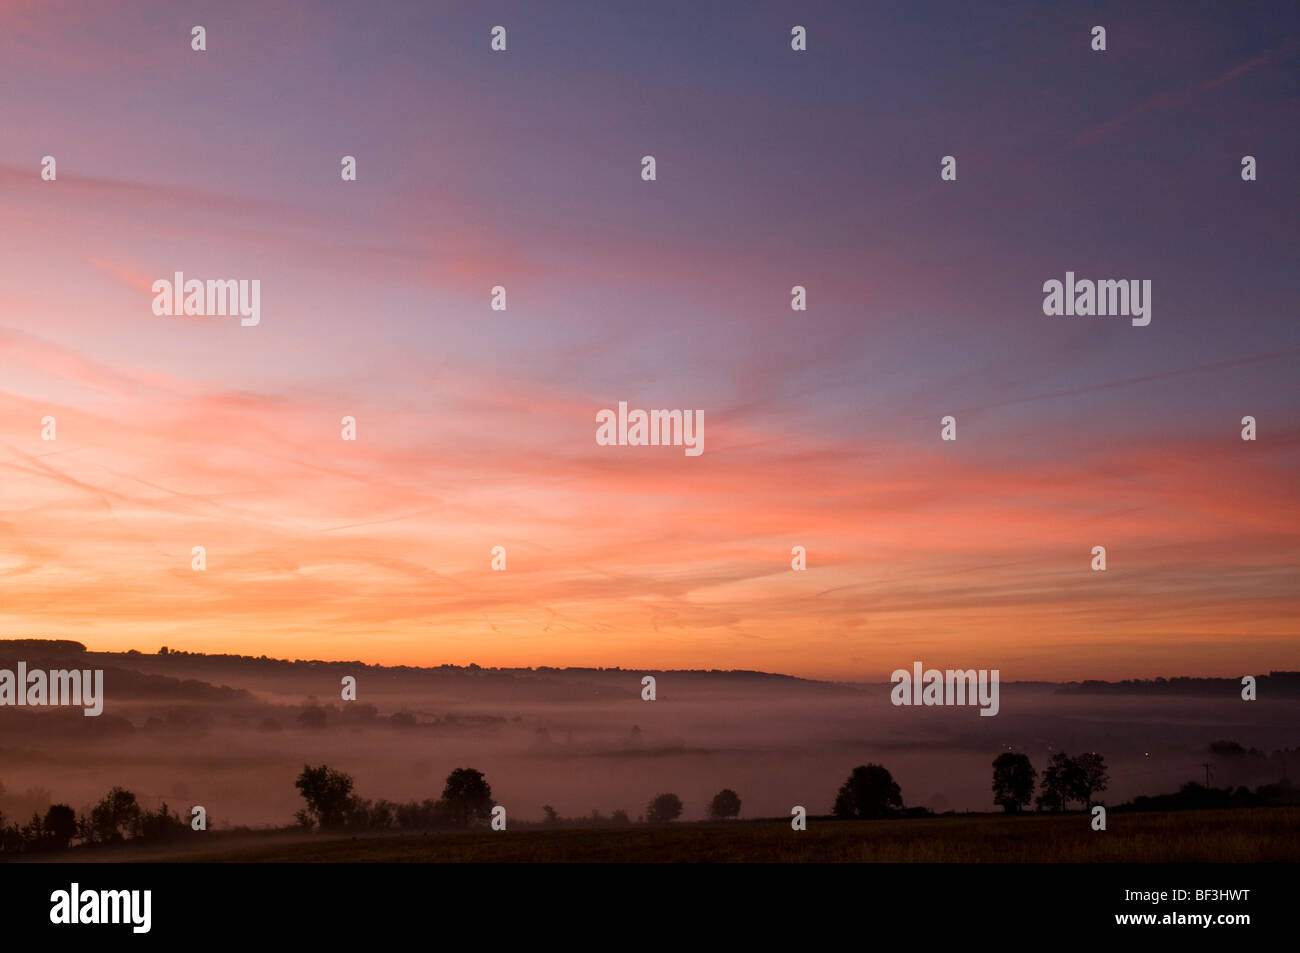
xmin=646 ymin=793 xmax=683 ymax=823
xmin=991 ymin=753 xmax=1036 ymax=813
xmin=1035 ymin=788 xmax=1063 ymax=812
xmin=21 ymin=812 xmax=44 ymax=848
xmin=89 ymin=787 xmax=142 ymax=842
xmin=138 ymin=802 xmax=189 ymax=841
xmin=370 ymin=799 xmax=396 ymax=828
xmin=542 ymin=805 xmax=558 ymax=825
xmin=441 ymin=768 xmax=494 ymax=828
xmin=394 ymin=798 xmax=447 ymax=830
xmin=0 ymin=809 xmax=21 ymax=854
xmin=1038 ymin=752 xmax=1081 ymax=811
xmin=1071 ymin=752 xmax=1110 ymax=807
xmin=42 ymin=804 xmax=78 ymax=850
xmin=708 ymin=788 xmax=742 ymax=820
xmin=294 ymin=764 xmax=356 ymax=830
xmin=833 ymin=764 xmax=903 ymax=819
xmin=340 ymin=797 xmax=388 ymax=830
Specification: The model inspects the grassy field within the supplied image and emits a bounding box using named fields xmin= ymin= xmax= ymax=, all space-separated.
xmin=27 ymin=806 xmax=1298 ymax=863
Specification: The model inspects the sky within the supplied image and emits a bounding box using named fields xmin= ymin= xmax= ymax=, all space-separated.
xmin=0 ymin=0 xmax=1297 ymax=681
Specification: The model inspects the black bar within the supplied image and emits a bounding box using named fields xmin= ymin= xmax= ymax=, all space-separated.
xmin=1 ymin=861 xmax=1283 ymax=941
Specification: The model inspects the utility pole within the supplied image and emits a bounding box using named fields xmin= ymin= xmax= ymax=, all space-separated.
xmin=1201 ymin=762 xmax=1213 ymax=787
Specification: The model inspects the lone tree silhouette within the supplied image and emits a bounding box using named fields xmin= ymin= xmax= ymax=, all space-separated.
xmin=991 ymin=752 xmax=1037 ymax=813
xmin=441 ymin=768 xmax=494 ymax=828
xmin=833 ymin=764 xmax=903 ymax=819
xmin=295 ymin=764 xmax=356 ymax=830
xmin=646 ymin=792 xmax=683 ymax=823
xmin=708 ymin=788 xmax=742 ymax=820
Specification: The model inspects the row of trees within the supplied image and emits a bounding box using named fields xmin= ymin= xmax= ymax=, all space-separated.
xmin=3 ymin=746 xmax=1269 ymax=854
xmin=294 ymin=764 xmax=496 ymax=831
xmin=992 ymin=751 xmax=1110 ymax=812
xmin=296 ymin=766 xmax=747 ymax=829
xmin=0 ymin=787 xmax=191 ymax=854
xmin=642 ymin=789 xmax=743 ymax=823
xmin=295 ymin=748 xmax=1295 ymax=830
xmin=299 ymin=762 xmax=909 ymax=828
xmin=647 ymin=756 xmax=1108 ymax=823
xmin=0 ymin=751 xmax=1116 ymax=857
xmin=541 ymin=805 xmax=634 ymax=826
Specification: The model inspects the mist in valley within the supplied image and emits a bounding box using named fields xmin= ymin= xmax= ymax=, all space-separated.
xmin=1 ymin=643 xmax=1296 ymax=830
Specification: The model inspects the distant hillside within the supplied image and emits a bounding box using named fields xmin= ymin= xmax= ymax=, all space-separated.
xmin=1055 ymin=672 xmax=1300 ymax=697
xmin=0 ymin=642 xmax=249 ymax=703
xmin=0 ymin=639 xmax=87 ymax=656
xmin=0 ymin=640 xmax=852 ymax=698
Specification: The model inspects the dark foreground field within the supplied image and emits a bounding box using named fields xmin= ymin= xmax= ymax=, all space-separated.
xmin=25 ymin=807 xmax=1298 ymax=863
